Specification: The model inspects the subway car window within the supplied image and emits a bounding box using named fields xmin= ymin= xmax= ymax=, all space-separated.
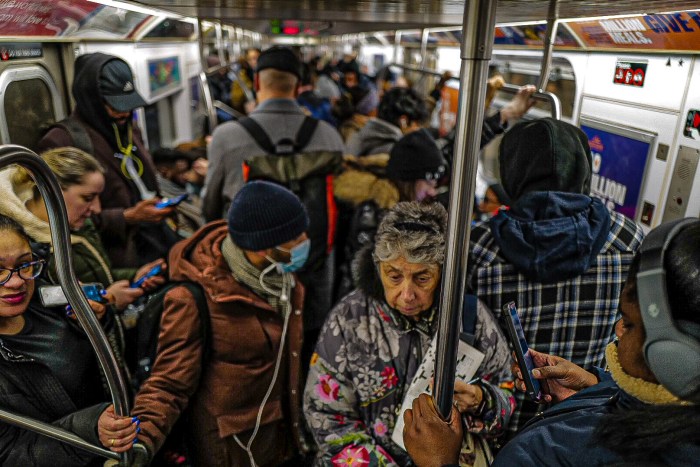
xmin=144 ymin=97 xmax=176 ymax=151
xmin=4 ymin=78 xmax=53 ymax=150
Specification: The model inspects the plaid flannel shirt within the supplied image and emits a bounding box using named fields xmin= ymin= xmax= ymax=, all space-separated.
xmin=466 ymin=210 xmax=644 ymax=435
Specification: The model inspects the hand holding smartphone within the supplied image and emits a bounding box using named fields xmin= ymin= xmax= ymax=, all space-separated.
xmin=39 ymin=283 xmax=107 ymax=307
xmin=131 ymin=263 xmax=163 ymax=288
xmin=155 ymin=194 xmax=188 ymax=209
xmin=502 ymin=301 xmax=542 ymax=402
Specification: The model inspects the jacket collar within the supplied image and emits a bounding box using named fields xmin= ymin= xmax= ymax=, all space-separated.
xmin=252 ymin=98 xmax=305 ymax=115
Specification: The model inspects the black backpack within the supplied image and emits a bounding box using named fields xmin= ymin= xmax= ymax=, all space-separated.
xmin=133 ymin=281 xmax=210 ymax=391
xmin=239 ymin=116 xmax=343 ymax=271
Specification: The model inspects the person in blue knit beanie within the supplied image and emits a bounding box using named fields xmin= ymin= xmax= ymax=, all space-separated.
xmin=131 ymin=180 xmax=312 ymax=465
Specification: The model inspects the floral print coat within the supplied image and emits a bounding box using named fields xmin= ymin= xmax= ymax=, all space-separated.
xmin=303 ymin=289 xmax=515 ymax=466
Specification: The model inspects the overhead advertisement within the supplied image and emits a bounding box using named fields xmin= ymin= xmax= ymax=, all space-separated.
xmin=568 ymin=11 xmax=700 ymax=51
xmin=581 ymin=119 xmax=656 ymax=220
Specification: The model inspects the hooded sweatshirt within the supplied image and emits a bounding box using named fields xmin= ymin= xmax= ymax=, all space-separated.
xmin=489 ymin=191 xmax=611 ymax=283
xmin=37 ymin=53 xmax=161 ymax=268
xmin=346 ymin=118 xmax=403 ymax=156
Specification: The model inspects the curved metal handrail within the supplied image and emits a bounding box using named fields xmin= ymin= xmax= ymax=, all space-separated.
xmin=499 ymin=83 xmax=562 ymax=120
xmin=0 ymin=146 xmax=130 ymax=464
xmin=213 ymin=100 xmax=246 ymax=120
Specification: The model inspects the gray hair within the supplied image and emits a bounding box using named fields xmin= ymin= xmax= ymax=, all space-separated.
xmin=373 ymin=201 xmax=447 ymax=266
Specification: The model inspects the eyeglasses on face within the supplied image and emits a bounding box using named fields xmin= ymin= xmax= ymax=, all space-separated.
xmin=0 ymin=259 xmax=45 ymax=285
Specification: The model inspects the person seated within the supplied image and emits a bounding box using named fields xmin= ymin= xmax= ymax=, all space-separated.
xmin=403 ymin=218 xmax=700 ymax=467
xmin=304 ymin=202 xmax=514 ymax=465
xmin=0 ymin=147 xmax=165 ymax=313
xmin=0 ymin=214 xmax=138 ymax=465
xmin=152 ymin=148 xmax=205 ymax=238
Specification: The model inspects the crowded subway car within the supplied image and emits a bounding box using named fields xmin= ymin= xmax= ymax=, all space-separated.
xmin=0 ymin=0 xmax=699 ymax=466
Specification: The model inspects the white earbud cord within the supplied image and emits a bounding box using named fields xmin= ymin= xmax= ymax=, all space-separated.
xmin=234 ymin=263 xmax=293 ymax=466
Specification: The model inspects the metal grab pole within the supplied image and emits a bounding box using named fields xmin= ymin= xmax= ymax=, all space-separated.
xmin=537 ymin=0 xmax=560 ymax=93
xmin=0 ymin=146 xmax=131 ymax=465
xmin=433 ymin=0 xmax=498 ymax=420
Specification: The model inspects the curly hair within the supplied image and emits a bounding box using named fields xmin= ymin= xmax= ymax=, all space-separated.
xmin=373 ymin=201 xmax=447 ymax=266
xmin=377 ymin=87 xmax=429 ymax=128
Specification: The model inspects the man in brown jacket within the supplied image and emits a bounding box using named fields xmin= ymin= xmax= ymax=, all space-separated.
xmin=132 ymin=180 xmax=309 ymax=466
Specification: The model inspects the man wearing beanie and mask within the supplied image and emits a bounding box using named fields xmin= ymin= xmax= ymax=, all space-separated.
xmin=132 ymin=181 xmax=309 ymax=465
xmin=465 ymin=118 xmax=645 ymax=436
xmin=38 ymin=53 xmax=176 ymax=268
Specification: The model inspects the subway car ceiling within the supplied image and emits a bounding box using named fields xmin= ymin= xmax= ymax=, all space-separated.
xmin=3 ymin=1 xmax=700 ymax=42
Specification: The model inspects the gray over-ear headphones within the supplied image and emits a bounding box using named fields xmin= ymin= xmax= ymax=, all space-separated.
xmin=636 ymin=217 xmax=700 ymax=400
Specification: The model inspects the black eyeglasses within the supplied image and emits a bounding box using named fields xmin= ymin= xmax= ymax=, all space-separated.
xmin=0 ymin=259 xmax=45 ymax=285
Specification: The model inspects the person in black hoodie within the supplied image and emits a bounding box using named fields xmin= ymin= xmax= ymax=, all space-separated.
xmin=38 ymin=53 xmax=177 ymax=268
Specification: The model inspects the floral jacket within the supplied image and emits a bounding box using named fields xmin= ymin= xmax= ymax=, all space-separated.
xmin=304 ymin=279 xmax=514 ymax=465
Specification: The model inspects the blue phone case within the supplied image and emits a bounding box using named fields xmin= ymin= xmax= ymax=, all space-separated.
xmin=503 ymin=302 xmax=542 ymax=402
xmin=155 ymin=194 xmax=188 ymax=209
xmin=131 ymin=263 xmax=162 ymax=288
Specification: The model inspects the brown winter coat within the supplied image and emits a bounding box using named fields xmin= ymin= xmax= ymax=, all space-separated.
xmin=132 ymin=221 xmax=306 ymax=465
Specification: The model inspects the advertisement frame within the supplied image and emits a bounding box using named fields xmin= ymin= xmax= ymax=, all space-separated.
xmin=579 ymin=117 xmax=656 ymax=222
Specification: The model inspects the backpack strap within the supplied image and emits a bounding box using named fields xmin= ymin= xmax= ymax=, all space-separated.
xmin=177 ymin=282 xmax=210 ymax=358
xmin=293 ymin=116 xmax=319 ymax=151
xmin=238 ymin=117 xmax=277 ymax=154
xmin=460 ymin=294 xmax=478 ymax=346
xmin=239 ymin=116 xmax=319 ymax=155
xmin=52 ymin=116 xmax=94 ymax=155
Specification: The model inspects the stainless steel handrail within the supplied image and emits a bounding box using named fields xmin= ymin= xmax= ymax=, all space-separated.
xmin=213 ymin=100 xmax=246 ymax=120
xmin=433 ymin=0 xmax=498 ymax=420
xmin=0 ymin=146 xmax=130 ymax=464
xmin=499 ymin=83 xmax=562 ymax=120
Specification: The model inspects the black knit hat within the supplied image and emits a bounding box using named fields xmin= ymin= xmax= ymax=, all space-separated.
xmin=256 ymin=46 xmax=301 ymax=79
xmin=227 ymin=181 xmax=309 ymax=251
xmin=387 ymin=129 xmax=447 ymax=182
xmin=500 ymin=118 xmax=592 ymax=202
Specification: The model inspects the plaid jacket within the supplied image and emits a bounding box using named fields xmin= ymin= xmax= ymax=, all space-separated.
xmin=466 ymin=209 xmax=644 ymax=435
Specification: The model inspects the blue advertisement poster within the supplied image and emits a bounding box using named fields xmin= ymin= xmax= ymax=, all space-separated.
xmin=581 ymin=122 xmax=653 ymax=220
xmin=147 ymin=56 xmax=181 ymax=97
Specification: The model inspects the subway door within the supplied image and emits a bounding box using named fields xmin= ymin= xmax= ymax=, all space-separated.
xmin=578 ymin=53 xmax=693 ymax=232
xmin=0 ymin=43 xmax=69 ymax=151
xmin=661 ymin=56 xmax=700 ymax=222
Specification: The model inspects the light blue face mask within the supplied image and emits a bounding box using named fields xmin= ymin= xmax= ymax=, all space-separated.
xmin=276 ymin=238 xmax=310 ymax=273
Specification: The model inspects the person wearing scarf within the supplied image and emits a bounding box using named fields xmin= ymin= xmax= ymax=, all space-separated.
xmin=131 ymin=181 xmax=311 ymax=466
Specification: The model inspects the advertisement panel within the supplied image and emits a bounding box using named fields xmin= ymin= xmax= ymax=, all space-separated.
xmin=581 ymin=119 xmax=656 ymax=220
xmin=568 ymin=11 xmax=700 ymax=52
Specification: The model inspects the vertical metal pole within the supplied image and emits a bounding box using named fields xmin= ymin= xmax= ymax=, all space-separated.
xmin=537 ymin=0 xmax=560 ymax=92
xmin=197 ymin=19 xmax=218 ymax=132
xmin=433 ymin=0 xmax=498 ymax=420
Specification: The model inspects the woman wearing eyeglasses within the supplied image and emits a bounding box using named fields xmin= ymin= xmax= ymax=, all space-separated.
xmin=0 ymin=214 xmax=138 ymax=466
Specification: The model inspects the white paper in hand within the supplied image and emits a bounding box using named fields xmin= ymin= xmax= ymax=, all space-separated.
xmin=391 ymin=335 xmax=485 ymax=450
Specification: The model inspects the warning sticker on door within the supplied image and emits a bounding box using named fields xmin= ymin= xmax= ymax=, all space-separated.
xmin=613 ymin=60 xmax=647 ymax=86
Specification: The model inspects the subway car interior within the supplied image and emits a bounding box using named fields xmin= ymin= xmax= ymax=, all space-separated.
xmin=0 ymin=0 xmax=699 ymax=466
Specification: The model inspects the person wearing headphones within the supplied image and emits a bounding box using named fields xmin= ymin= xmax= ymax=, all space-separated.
xmin=403 ymin=218 xmax=700 ymax=467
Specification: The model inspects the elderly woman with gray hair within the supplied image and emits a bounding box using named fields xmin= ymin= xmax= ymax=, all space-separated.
xmin=304 ymin=202 xmax=514 ymax=466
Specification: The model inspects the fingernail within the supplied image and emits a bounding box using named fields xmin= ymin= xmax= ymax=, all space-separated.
xmin=131 ymin=416 xmax=140 ymax=423
xmin=133 ymin=439 xmax=139 ymax=445
xmin=136 ymin=426 xmax=141 ymax=433
xmin=65 ymin=305 xmax=72 ymax=311
xmin=100 ymin=289 xmax=108 ymax=295
xmin=532 ymin=369 xmax=541 ymax=377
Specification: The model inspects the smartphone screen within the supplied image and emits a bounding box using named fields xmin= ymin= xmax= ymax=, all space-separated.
xmin=81 ymin=283 xmax=107 ymax=303
xmin=131 ymin=263 xmax=162 ymax=288
xmin=503 ymin=301 xmax=542 ymax=402
xmin=155 ymin=194 xmax=188 ymax=209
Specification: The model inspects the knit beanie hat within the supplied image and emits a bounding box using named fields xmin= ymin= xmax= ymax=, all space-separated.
xmin=256 ymin=46 xmax=301 ymax=79
xmin=387 ymin=129 xmax=447 ymax=182
xmin=227 ymin=181 xmax=309 ymax=251
xmin=499 ymin=118 xmax=592 ymax=202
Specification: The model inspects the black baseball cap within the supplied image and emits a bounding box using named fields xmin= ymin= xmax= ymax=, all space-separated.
xmin=99 ymin=58 xmax=146 ymax=112
xmin=256 ymin=46 xmax=301 ymax=79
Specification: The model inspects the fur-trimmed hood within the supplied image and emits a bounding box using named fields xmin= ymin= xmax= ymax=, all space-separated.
xmin=334 ymin=154 xmax=399 ymax=209
xmin=352 ymin=244 xmax=385 ymax=301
